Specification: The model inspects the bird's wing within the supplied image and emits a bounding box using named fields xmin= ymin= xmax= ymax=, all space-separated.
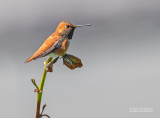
xmin=25 ymin=35 xmax=66 ymax=62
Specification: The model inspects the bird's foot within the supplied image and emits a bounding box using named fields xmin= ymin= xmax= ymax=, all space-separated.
xmin=44 ymin=62 xmax=53 ymax=72
xmin=44 ymin=57 xmax=59 ymax=72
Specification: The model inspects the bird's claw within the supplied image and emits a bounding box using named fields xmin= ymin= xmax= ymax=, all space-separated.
xmin=44 ymin=57 xmax=59 ymax=72
xmin=44 ymin=62 xmax=53 ymax=72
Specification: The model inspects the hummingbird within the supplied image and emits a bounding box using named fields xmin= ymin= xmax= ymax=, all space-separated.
xmin=25 ymin=21 xmax=90 ymax=68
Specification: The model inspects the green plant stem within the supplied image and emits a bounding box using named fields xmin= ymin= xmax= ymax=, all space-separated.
xmin=35 ymin=57 xmax=53 ymax=118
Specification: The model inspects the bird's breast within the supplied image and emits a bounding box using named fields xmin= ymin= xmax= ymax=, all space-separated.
xmin=53 ymin=38 xmax=70 ymax=56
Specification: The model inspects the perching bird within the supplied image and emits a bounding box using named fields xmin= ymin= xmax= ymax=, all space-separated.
xmin=25 ymin=21 xmax=90 ymax=68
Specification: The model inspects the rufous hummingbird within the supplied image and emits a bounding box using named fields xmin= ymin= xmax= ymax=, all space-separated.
xmin=25 ymin=21 xmax=90 ymax=68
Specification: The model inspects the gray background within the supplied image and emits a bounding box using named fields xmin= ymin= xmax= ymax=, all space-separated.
xmin=0 ymin=0 xmax=160 ymax=118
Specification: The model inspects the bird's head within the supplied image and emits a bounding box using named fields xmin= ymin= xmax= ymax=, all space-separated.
xmin=56 ymin=21 xmax=91 ymax=40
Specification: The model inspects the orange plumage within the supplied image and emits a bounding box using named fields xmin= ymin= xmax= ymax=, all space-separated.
xmin=25 ymin=21 xmax=76 ymax=63
xmin=25 ymin=21 xmax=91 ymax=63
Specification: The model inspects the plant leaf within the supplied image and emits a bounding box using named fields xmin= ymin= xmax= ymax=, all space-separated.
xmin=63 ymin=54 xmax=83 ymax=70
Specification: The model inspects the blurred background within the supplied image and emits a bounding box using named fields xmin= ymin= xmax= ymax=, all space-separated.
xmin=0 ymin=0 xmax=160 ymax=118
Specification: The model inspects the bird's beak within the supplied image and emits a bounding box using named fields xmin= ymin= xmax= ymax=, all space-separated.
xmin=75 ymin=24 xmax=91 ymax=28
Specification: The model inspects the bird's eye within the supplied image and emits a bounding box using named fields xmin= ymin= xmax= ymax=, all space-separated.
xmin=66 ymin=25 xmax=70 ymax=28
